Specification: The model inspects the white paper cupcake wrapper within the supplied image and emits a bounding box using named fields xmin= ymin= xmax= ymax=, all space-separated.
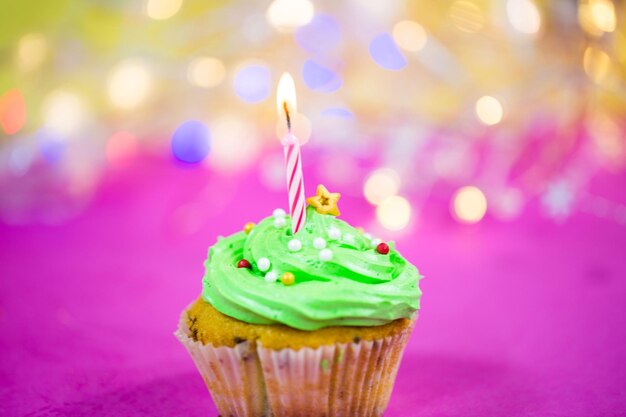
xmin=175 ymin=314 xmax=267 ymax=416
xmin=176 ymin=311 xmax=414 ymax=417
xmin=257 ymin=330 xmax=411 ymax=417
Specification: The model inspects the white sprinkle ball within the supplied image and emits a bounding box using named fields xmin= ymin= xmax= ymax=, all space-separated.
xmin=363 ymin=233 xmax=372 ymax=240
xmin=274 ymin=217 xmax=286 ymax=228
xmin=327 ymin=227 xmax=341 ymax=240
xmin=288 ymin=238 xmax=302 ymax=252
xmin=344 ymin=233 xmax=355 ymax=243
xmin=264 ymin=271 xmax=278 ymax=282
xmin=319 ymin=249 xmax=333 ymax=261
xmin=313 ymin=237 xmax=327 ymax=249
xmin=273 ymin=208 xmax=286 ymax=218
xmin=371 ymin=238 xmax=382 ymax=247
xmin=257 ymin=257 xmax=271 ymax=272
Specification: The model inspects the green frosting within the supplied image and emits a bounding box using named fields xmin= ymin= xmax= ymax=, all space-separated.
xmin=202 ymin=206 xmax=422 ymax=331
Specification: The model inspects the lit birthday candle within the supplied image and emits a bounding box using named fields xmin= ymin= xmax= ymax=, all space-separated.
xmin=276 ymin=73 xmax=306 ymax=234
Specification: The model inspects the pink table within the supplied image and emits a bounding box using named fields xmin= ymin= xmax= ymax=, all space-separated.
xmin=1 ymin=157 xmax=625 ymax=416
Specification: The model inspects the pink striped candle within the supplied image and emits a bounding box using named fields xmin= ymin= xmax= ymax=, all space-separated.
xmin=283 ymin=133 xmax=306 ymax=234
xmin=277 ymin=73 xmax=306 ymax=234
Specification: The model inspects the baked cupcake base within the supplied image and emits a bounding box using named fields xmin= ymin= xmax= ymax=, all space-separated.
xmin=176 ymin=299 xmax=415 ymax=417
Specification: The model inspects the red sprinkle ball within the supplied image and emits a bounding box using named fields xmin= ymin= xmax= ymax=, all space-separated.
xmin=376 ymin=242 xmax=390 ymax=255
xmin=237 ymin=259 xmax=252 ymax=269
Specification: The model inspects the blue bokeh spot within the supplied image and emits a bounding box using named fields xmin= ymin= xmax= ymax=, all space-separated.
xmin=302 ymin=60 xmax=342 ymax=93
xmin=295 ymin=14 xmax=341 ymax=55
xmin=171 ymin=120 xmax=211 ymax=164
xmin=369 ymin=33 xmax=407 ymax=71
xmin=233 ymin=65 xmax=271 ymax=103
xmin=37 ymin=129 xmax=66 ymax=164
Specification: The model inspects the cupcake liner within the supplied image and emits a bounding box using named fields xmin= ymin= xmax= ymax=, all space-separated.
xmin=176 ymin=312 xmax=414 ymax=417
xmin=257 ymin=328 xmax=412 ymax=417
xmin=175 ymin=314 xmax=267 ymax=416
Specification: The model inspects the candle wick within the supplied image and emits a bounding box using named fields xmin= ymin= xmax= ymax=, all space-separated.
xmin=283 ymin=101 xmax=291 ymax=131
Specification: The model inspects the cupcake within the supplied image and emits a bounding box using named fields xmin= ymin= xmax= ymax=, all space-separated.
xmin=176 ymin=184 xmax=422 ymax=417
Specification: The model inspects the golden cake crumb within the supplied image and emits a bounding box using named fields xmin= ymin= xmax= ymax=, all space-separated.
xmin=185 ymin=298 xmax=413 ymax=350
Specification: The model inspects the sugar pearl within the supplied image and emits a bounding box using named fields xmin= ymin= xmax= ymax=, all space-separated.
xmin=264 ymin=271 xmax=278 ymax=283
xmin=328 ymin=227 xmax=341 ymax=240
xmin=274 ymin=217 xmax=286 ymax=228
xmin=313 ymin=237 xmax=327 ymax=249
xmin=257 ymin=257 xmax=270 ymax=272
xmin=237 ymin=259 xmax=252 ymax=269
xmin=319 ymin=249 xmax=333 ymax=261
xmin=371 ymin=238 xmax=382 ymax=248
xmin=363 ymin=233 xmax=372 ymax=240
xmin=281 ymin=272 xmax=295 ymax=285
xmin=273 ymin=208 xmax=286 ymax=218
xmin=344 ymin=233 xmax=355 ymax=243
xmin=376 ymin=242 xmax=390 ymax=255
xmin=288 ymin=238 xmax=302 ymax=252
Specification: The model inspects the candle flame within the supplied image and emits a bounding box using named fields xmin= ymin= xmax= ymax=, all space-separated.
xmin=277 ymin=72 xmax=297 ymax=131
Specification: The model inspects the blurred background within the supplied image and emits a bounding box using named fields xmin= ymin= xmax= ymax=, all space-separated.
xmin=0 ymin=0 xmax=624 ymax=230
xmin=1 ymin=1 xmax=626 ymax=416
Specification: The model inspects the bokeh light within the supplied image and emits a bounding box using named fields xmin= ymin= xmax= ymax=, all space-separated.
xmin=452 ymin=186 xmax=488 ymax=224
xmin=0 ymin=89 xmax=27 ymax=135
xmin=376 ymin=195 xmax=412 ymax=231
xmin=302 ymin=60 xmax=342 ymax=92
xmin=363 ymin=168 xmax=401 ymax=205
xmin=295 ymin=14 xmax=340 ymax=54
xmin=449 ymin=1 xmax=484 ymax=33
xmin=171 ymin=120 xmax=211 ymax=163
xmin=583 ymin=47 xmax=611 ymax=84
xmin=15 ymin=33 xmax=48 ymax=72
xmin=506 ymin=0 xmax=541 ymax=35
xmin=42 ymin=90 xmax=88 ymax=135
xmin=393 ymin=20 xmax=427 ymax=52
xmin=578 ymin=2 xmax=601 ymax=37
xmin=590 ymin=0 xmax=616 ymax=33
xmin=266 ymin=0 xmax=314 ymax=32
xmin=188 ymin=57 xmax=225 ymax=89
xmin=475 ymin=96 xmax=503 ymax=126
xmin=107 ymin=59 xmax=153 ymax=110
xmin=37 ymin=129 xmax=66 ymax=164
xmin=233 ymin=63 xmax=271 ymax=103
xmin=541 ymin=180 xmax=574 ymax=220
xmin=369 ymin=33 xmax=407 ymax=71
xmin=146 ymin=0 xmax=183 ymax=20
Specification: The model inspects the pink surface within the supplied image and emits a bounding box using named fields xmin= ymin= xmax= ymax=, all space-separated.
xmin=1 ymin=157 xmax=625 ymax=416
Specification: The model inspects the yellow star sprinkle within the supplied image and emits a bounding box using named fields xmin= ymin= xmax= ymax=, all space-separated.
xmin=306 ymin=184 xmax=341 ymax=216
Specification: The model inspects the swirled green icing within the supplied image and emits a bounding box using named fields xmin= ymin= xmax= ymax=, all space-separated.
xmin=202 ymin=206 xmax=422 ymax=330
